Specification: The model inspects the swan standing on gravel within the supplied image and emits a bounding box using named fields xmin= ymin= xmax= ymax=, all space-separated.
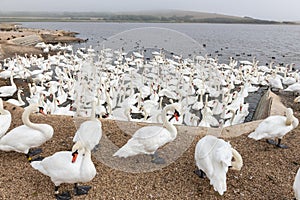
xmin=31 ymin=141 xmax=96 ymax=199
xmin=194 ymin=135 xmax=243 ymax=195
xmin=248 ymin=107 xmax=298 ymax=148
xmin=294 ymin=167 xmax=300 ymax=200
xmin=0 ymin=104 xmax=53 ymax=160
xmin=0 ymin=98 xmax=11 ymax=138
xmin=113 ymin=103 xmax=181 ymax=164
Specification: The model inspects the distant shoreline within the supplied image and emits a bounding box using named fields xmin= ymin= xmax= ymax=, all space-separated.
xmin=0 ymin=17 xmax=298 ymax=25
xmin=0 ymin=10 xmax=298 ymax=25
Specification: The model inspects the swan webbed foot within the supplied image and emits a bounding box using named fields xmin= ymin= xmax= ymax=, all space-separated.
xmin=151 ymin=153 xmax=165 ymax=164
xmin=267 ymin=139 xmax=288 ymax=148
xmin=74 ymin=184 xmax=92 ymax=195
xmin=30 ymin=156 xmax=44 ymax=162
xmin=55 ymin=191 xmax=71 ymax=200
xmin=194 ymin=169 xmax=206 ymax=178
xmin=26 ymin=148 xmax=43 ymax=162
xmin=266 ymin=139 xmax=277 ymax=145
xmin=276 ymin=139 xmax=288 ymax=149
xmin=92 ymin=144 xmax=100 ymax=153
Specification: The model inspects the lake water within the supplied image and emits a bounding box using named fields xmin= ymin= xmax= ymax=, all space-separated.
xmin=21 ymin=22 xmax=300 ymax=68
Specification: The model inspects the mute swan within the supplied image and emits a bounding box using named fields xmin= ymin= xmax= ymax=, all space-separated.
xmin=0 ymin=98 xmax=11 ymax=138
xmin=73 ymin=101 xmax=102 ymax=151
xmin=0 ymin=74 xmax=17 ymax=97
xmin=113 ymin=103 xmax=181 ymax=164
xmin=194 ymin=135 xmax=243 ymax=195
xmin=7 ymin=88 xmax=25 ymax=107
xmin=31 ymin=141 xmax=96 ymax=199
xmin=294 ymin=167 xmax=300 ymax=200
xmin=0 ymin=104 xmax=53 ymax=160
xmin=248 ymin=108 xmax=299 ymax=148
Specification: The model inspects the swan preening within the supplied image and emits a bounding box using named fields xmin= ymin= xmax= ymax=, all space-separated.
xmin=113 ymin=103 xmax=181 ymax=164
xmin=248 ymin=107 xmax=299 ymax=148
xmin=194 ymin=135 xmax=243 ymax=195
xmin=31 ymin=141 xmax=96 ymax=199
xmin=0 ymin=104 xmax=53 ymax=160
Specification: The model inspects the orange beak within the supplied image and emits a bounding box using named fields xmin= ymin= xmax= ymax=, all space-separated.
xmin=72 ymin=150 xmax=78 ymax=163
xmin=39 ymin=107 xmax=46 ymax=116
xmin=174 ymin=110 xmax=180 ymax=121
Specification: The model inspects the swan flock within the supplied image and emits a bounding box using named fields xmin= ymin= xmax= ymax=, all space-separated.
xmin=0 ymin=42 xmax=299 ymax=198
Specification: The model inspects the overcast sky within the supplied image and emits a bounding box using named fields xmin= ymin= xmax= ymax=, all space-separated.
xmin=0 ymin=0 xmax=299 ymax=21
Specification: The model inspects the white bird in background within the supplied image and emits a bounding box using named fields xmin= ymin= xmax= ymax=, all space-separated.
xmin=0 ymin=104 xmax=53 ymax=161
xmin=0 ymin=74 xmax=17 ymax=97
xmin=248 ymin=107 xmax=299 ymax=148
xmin=31 ymin=141 xmax=96 ymax=199
xmin=7 ymin=88 xmax=25 ymax=107
xmin=113 ymin=103 xmax=181 ymax=164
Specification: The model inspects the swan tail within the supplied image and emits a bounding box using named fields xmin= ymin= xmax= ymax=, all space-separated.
xmin=113 ymin=145 xmax=138 ymax=158
xmin=210 ymin=176 xmax=227 ymax=196
xmin=248 ymin=131 xmax=264 ymax=140
xmin=31 ymin=161 xmax=48 ymax=175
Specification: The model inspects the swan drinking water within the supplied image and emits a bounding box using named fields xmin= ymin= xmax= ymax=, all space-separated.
xmin=0 ymin=104 xmax=53 ymax=160
xmin=113 ymin=103 xmax=181 ymax=164
xmin=194 ymin=135 xmax=243 ymax=195
xmin=31 ymin=141 xmax=96 ymax=199
xmin=248 ymin=107 xmax=299 ymax=148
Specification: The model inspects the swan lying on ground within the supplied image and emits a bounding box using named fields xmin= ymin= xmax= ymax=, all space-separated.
xmin=0 ymin=98 xmax=11 ymax=138
xmin=194 ymin=135 xmax=243 ymax=195
xmin=31 ymin=141 xmax=96 ymax=199
xmin=0 ymin=104 xmax=53 ymax=161
xmin=113 ymin=103 xmax=181 ymax=164
xmin=248 ymin=107 xmax=299 ymax=148
xmin=294 ymin=167 xmax=300 ymax=200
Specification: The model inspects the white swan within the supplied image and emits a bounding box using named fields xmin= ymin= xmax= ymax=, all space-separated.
xmin=0 ymin=104 xmax=53 ymax=160
xmin=7 ymin=88 xmax=25 ymax=107
xmin=0 ymin=98 xmax=11 ymax=138
xmin=31 ymin=141 xmax=96 ymax=199
xmin=73 ymin=101 xmax=102 ymax=151
xmin=294 ymin=167 xmax=300 ymax=200
xmin=248 ymin=108 xmax=299 ymax=148
xmin=113 ymin=103 xmax=181 ymax=164
xmin=194 ymin=135 xmax=243 ymax=195
xmin=0 ymin=74 xmax=17 ymax=97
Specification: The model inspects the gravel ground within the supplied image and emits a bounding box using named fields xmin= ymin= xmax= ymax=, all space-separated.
xmin=0 ymin=91 xmax=299 ymax=200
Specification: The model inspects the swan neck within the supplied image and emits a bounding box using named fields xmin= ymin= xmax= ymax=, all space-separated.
xmin=22 ymin=106 xmax=43 ymax=132
xmin=231 ymin=148 xmax=243 ymax=170
xmin=162 ymin=105 xmax=177 ymax=139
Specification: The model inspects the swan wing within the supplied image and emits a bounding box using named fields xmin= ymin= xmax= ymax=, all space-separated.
xmin=0 ymin=112 xmax=11 ymax=138
xmin=132 ymin=126 xmax=168 ymax=139
xmin=73 ymin=120 xmax=102 ymax=151
xmin=248 ymin=116 xmax=288 ymax=139
xmin=31 ymin=151 xmax=79 ymax=185
xmin=0 ymin=125 xmax=52 ymax=153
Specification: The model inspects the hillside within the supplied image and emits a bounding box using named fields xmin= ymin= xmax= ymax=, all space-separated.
xmin=0 ymin=10 xmax=295 ymax=24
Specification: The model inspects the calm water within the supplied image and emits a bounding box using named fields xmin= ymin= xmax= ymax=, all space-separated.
xmin=21 ymin=22 xmax=300 ymax=68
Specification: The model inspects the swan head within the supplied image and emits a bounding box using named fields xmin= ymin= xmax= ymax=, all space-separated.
xmin=71 ymin=141 xmax=84 ymax=163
